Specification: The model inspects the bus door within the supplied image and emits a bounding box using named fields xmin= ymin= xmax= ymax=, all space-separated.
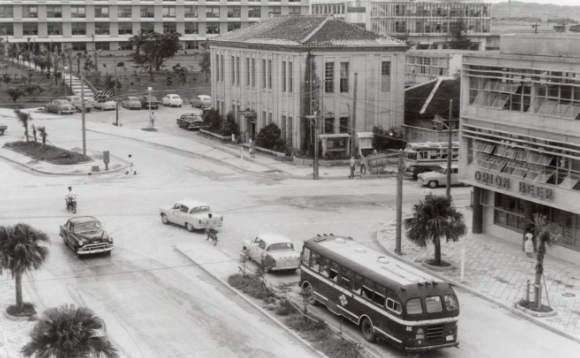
xmin=319 ymin=258 xmax=342 ymax=315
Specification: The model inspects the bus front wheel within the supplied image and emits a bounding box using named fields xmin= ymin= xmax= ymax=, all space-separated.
xmin=361 ymin=318 xmax=377 ymax=343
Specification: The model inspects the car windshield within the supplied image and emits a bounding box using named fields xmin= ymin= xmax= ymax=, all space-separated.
xmin=74 ymin=221 xmax=102 ymax=233
xmin=190 ymin=206 xmax=210 ymax=213
xmin=267 ymin=243 xmax=294 ymax=252
xmin=436 ymin=167 xmax=447 ymax=174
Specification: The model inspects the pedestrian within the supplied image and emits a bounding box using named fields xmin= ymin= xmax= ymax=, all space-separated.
xmin=126 ymin=154 xmax=137 ymax=175
xmin=360 ymin=155 xmax=368 ymax=175
xmin=249 ymin=136 xmax=256 ymax=158
xmin=349 ymin=156 xmax=356 ymax=178
xmin=524 ymin=232 xmax=534 ymax=258
xmin=150 ymin=111 xmax=156 ymax=128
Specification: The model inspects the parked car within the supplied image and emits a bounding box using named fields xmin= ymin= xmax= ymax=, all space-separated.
xmin=177 ymin=113 xmax=205 ymax=130
xmin=159 ymin=199 xmax=223 ymax=232
xmin=122 ymin=96 xmax=142 ymax=110
xmin=93 ymin=100 xmax=117 ymax=111
xmin=139 ymin=95 xmax=160 ymax=110
xmin=242 ymin=233 xmax=301 ymax=272
xmin=0 ymin=123 xmax=6 ymax=135
xmin=190 ymin=95 xmax=211 ymax=109
xmin=59 ymin=216 xmax=114 ymax=256
xmin=162 ymin=94 xmax=183 ymax=107
xmin=65 ymin=96 xmax=93 ymax=112
xmin=418 ymin=163 xmax=460 ymax=188
xmin=46 ymin=99 xmax=75 ymax=115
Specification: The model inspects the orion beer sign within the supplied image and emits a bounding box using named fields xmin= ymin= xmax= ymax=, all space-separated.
xmin=475 ymin=171 xmax=510 ymax=189
xmin=474 ymin=170 xmax=553 ymax=201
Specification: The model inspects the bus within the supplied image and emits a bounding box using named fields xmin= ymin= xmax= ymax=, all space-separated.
xmin=403 ymin=142 xmax=459 ymax=178
xmin=299 ymin=234 xmax=459 ymax=352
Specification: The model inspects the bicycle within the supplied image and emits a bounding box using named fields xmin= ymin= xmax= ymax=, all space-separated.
xmin=206 ymin=228 xmax=218 ymax=246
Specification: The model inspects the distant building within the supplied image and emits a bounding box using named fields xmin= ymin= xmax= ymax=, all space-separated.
xmin=460 ymin=34 xmax=580 ymax=259
xmin=311 ymin=0 xmax=492 ymax=50
xmin=209 ymin=15 xmax=407 ymax=154
xmin=405 ymin=49 xmax=475 ymax=86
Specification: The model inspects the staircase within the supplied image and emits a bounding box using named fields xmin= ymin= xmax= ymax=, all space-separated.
xmin=63 ymin=73 xmax=96 ymax=99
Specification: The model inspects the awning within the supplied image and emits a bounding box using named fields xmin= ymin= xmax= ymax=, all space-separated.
xmin=239 ymin=109 xmax=256 ymax=117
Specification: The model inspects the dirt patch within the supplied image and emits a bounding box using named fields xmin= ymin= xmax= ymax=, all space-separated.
xmin=4 ymin=141 xmax=92 ymax=164
xmin=274 ymin=195 xmax=389 ymax=211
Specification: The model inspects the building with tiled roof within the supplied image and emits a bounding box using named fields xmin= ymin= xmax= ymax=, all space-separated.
xmin=209 ymin=15 xmax=408 ymax=154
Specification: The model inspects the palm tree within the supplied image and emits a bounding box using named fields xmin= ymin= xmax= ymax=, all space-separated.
xmin=21 ymin=304 xmax=119 ymax=358
xmin=530 ymin=213 xmax=560 ymax=310
xmin=404 ymin=195 xmax=467 ymax=266
xmin=0 ymin=223 xmax=49 ymax=314
xmin=14 ymin=109 xmax=31 ymax=142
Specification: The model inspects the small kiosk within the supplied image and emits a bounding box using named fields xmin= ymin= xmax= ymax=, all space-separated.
xmin=319 ymin=134 xmax=351 ymax=158
xmin=357 ymin=132 xmax=375 ymax=156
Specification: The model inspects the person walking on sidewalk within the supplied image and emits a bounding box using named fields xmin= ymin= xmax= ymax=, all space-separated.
xmin=150 ymin=111 xmax=156 ymax=128
xmin=349 ymin=156 xmax=356 ymax=178
xmin=524 ymin=232 xmax=534 ymax=258
xmin=126 ymin=154 xmax=137 ymax=175
xmin=249 ymin=136 xmax=256 ymax=158
xmin=360 ymin=155 xmax=368 ymax=175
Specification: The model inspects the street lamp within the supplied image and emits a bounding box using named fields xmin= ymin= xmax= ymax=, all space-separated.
xmin=148 ymin=87 xmax=153 ymax=128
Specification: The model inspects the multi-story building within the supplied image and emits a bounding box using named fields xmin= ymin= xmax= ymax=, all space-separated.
xmin=405 ymin=49 xmax=474 ymax=87
xmin=311 ymin=0 xmax=492 ymax=50
xmin=0 ymin=0 xmax=308 ymax=52
xmin=460 ymin=34 xmax=580 ymax=260
xmin=209 ymin=15 xmax=407 ymax=152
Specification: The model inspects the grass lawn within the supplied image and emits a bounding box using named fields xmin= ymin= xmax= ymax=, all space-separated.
xmin=4 ymin=141 xmax=92 ymax=165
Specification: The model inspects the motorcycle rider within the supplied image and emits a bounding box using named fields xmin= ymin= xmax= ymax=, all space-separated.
xmin=65 ymin=186 xmax=77 ymax=210
xmin=205 ymin=213 xmax=216 ymax=241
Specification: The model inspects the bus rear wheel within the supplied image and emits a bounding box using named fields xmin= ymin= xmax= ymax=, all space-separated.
xmin=361 ymin=318 xmax=377 ymax=343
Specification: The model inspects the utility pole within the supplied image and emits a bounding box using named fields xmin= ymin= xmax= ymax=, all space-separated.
xmin=351 ymin=73 xmax=358 ymax=157
xmin=446 ymin=99 xmax=453 ymax=199
xmin=81 ymin=76 xmax=86 ymax=156
xmin=395 ymin=149 xmax=403 ymax=255
xmin=314 ymin=116 xmax=319 ymax=180
xmin=114 ymin=54 xmax=119 ymax=126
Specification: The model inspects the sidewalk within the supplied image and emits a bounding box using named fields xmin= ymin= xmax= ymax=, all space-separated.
xmin=376 ymin=208 xmax=580 ymax=343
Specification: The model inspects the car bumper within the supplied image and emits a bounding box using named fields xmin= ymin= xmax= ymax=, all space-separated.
xmin=270 ymin=265 xmax=300 ymax=271
xmin=404 ymin=341 xmax=459 ymax=352
xmin=77 ymin=245 xmax=114 ymax=255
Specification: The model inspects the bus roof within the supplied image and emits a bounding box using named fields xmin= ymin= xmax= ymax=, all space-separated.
xmin=405 ymin=142 xmax=459 ymax=150
xmin=304 ymin=235 xmax=453 ymax=299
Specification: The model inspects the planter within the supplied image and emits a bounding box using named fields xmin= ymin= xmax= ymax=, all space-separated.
xmin=515 ymin=300 xmax=557 ymax=318
xmin=5 ymin=303 xmax=37 ymax=321
xmin=421 ymin=259 xmax=455 ymax=272
xmin=199 ymin=129 xmax=232 ymax=142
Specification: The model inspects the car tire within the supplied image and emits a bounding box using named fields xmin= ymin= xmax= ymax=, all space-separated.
xmin=428 ymin=180 xmax=439 ymax=188
xmin=161 ymin=214 xmax=170 ymax=225
xmin=185 ymin=223 xmax=194 ymax=232
xmin=361 ymin=318 xmax=377 ymax=343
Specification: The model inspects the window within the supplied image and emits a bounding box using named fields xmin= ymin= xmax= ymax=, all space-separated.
xmin=216 ymin=54 xmax=220 ymax=81
xmin=0 ymin=23 xmax=13 ymax=36
xmin=251 ymin=58 xmax=255 ymax=87
xmin=325 ymin=62 xmax=334 ymax=93
xmin=0 ymin=6 xmax=13 ymax=18
xmin=289 ymin=7 xmax=301 ymax=15
xmin=361 ymin=279 xmax=374 ymax=300
xmin=248 ymin=7 xmax=261 ymax=18
xmin=328 ymin=262 xmax=339 ymax=281
xmin=71 ymin=6 xmax=86 ymax=18
xmin=310 ymin=253 xmax=321 ymax=272
xmin=236 ymin=57 xmax=240 ymax=85
xmin=268 ymin=59 xmax=272 ymax=89
xmin=72 ymin=42 xmax=86 ymax=51
xmin=118 ymin=23 xmax=133 ymax=35
xmin=220 ymin=55 xmax=224 ymax=81
xmin=381 ymin=61 xmax=391 ymax=92
xmin=353 ymin=274 xmax=363 ymax=295
xmin=184 ymin=23 xmax=198 ymax=34
xmin=46 ymin=5 xmax=62 ymax=18
xmin=231 ymin=56 xmax=235 ymax=84
xmin=228 ymin=7 xmax=241 ymax=18
xmin=95 ymin=42 xmax=110 ymax=51
xmin=386 ymin=298 xmax=402 ymax=314
xmin=425 ymin=296 xmax=443 ymax=313
xmin=141 ymin=23 xmax=154 ymax=33
xmin=184 ymin=6 xmax=198 ymax=18
xmin=288 ymin=62 xmax=293 ymax=93
xmin=47 ymin=23 xmax=62 ymax=35
xmin=227 ymin=22 xmax=241 ymax=31
xmin=282 ymin=61 xmax=286 ymax=92
xmin=23 ymin=6 xmax=38 ymax=18
xmin=94 ymin=6 xmax=109 ymax=18
xmin=269 ymin=7 xmax=281 ymax=16
xmin=246 ymin=58 xmax=250 ymax=86
xmin=301 ymin=247 xmax=311 ymax=265
xmin=118 ymin=42 xmax=132 ymax=50
xmin=373 ymin=291 xmax=386 ymax=306
xmin=163 ymin=23 xmax=176 ymax=33
xmin=71 ymin=23 xmax=86 ymax=35
xmin=162 ymin=6 xmax=176 ymax=18
xmin=268 ymin=112 xmax=272 ymax=124
xmin=141 ymin=6 xmax=154 ymax=18
xmin=320 ymin=257 xmax=331 ymax=277
xmin=22 ymin=23 xmax=38 ymax=36
xmin=118 ymin=6 xmax=132 ymax=18
xmin=406 ymin=298 xmax=423 ymax=314
xmin=94 ymin=23 xmax=110 ymax=35
xmin=339 ymin=117 xmax=349 ymax=133
xmin=324 ymin=117 xmax=334 ymax=133
xmin=262 ymin=59 xmax=266 ymax=88
xmin=206 ymin=23 xmax=220 ymax=34
xmin=207 ymin=7 xmax=220 ymax=18
xmin=444 ymin=295 xmax=458 ymax=310
xmin=340 ymin=62 xmax=349 ymax=93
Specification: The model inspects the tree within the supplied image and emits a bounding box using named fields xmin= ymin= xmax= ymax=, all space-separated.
xmin=199 ymin=50 xmax=211 ymax=82
xmin=172 ymin=63 xmax=188 ymax=86
xmin=0 ymin=223 xmax=49 ymax=314
xmin=129 ymin=31 xmax=182 ymax=80
xmin=21 ymin=304 xmax=119 ymax=358
xmin=448 ymin=19 xmax=472 ymax=50
xmin=15 ymin=109 xmax=31 ymax=141
xmin=372 ymin=125 xmax=406 ymax=152
xmin=404 ymin=195 xmax=467 ymax=266
xmin=530 ymin=213 xmax=560 ymax=310
xmin=6 ymin=87 xmax=26 ymax=104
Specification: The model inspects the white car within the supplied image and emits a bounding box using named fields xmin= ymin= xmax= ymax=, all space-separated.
xmin=190 ymin=95 xmax=211 ymax=109
xmin=418 ymin=163 xmax=460 ymax=188
xmin=93 ymin=100 xmax=117 ymax=111
xmin=159 ymin=199 xmax=223 ymax=232
xmin=162 ymin=94 xmax=183 ymax=107
xmin=243 ymin=233 xmax=301 ymax=272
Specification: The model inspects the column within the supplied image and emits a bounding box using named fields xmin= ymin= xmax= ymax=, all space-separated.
xmin=472 ymin=186 xmax=483 ymax=234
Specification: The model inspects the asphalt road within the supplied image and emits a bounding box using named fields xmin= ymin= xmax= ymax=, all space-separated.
xmin=0 ymin=106 xmax=578 ymax=358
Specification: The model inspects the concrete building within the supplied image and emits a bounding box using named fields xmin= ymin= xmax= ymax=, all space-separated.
xmin=311 ymin=0 xmax=492 ymax=50
xmin=209 ymin=15 xmax=407 ymax=152
xmin=0 ymin=0 xmax=308 ymax=52
xmin=405 ymin=49 xmax=473 ymax=87
xmin=460 ymin=34 xmax=580 ymax=260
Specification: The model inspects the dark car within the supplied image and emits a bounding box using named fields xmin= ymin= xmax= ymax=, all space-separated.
xmin=177 ymin=113 xmax=205 ymax=130
xmin=59 ymin=216 xmax=114 ymax=256
xmin=139 ymin=95 xmax=160 ymax=110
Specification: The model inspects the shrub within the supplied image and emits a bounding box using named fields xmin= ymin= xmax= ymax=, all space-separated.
xmin=219 ymin=111 xmax=240 ymax=137
xmin=202 ymin=109 xmax=221 ymax=131
xmin=256 ymin=123 xmax=282 ymax=150
xmin=275 ymin=298 xmax=294 ymax=316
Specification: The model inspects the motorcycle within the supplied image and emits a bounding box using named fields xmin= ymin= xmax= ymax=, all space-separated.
xmin=206 ymin=228 xmax=218 ymax=246
xmin=66 ymin=198 xmax=77 ymax=214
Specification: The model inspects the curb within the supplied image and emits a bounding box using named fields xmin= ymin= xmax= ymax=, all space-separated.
xmin=174 ymin=246 xmax=332 ymax=358
xmin=373 ymin=232 xmax=580 ymax=346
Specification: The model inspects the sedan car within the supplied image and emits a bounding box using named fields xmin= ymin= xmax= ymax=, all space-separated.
xmin=190 ymin=95 xmax=211 ymax=109
xmin=177 ymin=113 xmax=205 ymax=130
xmin=59 ymin=216 xmax=114 ymax=256
xmin=93 ymin=100 xmax=117 ymax=111
xmin=159 ymin=199 xmax=223 ymax=232
xmin=139 ymin=95 xmax=159 ymax=110
xmin=65 ymin=96 xmax=93 ymax=112
xmin=243 ymin=233 xmax=301 ymax=272
xmin=122 ymin=96 xmax=142 ymax=110
xmin=418 ymin=164 xmax=460 ymax=188
xmin=0 ymin=123 xmax=6 ymax=135
xmin=46 ymin=100 xmax=75 ymax=114
xmin=162 ymin=94 xmax=183 ymax=107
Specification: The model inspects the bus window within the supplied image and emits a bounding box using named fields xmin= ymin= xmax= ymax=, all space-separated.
xmin=361 ymin=278 xmax=375 ymax=300
xmin=311 ymin=253 xmax=321 ymax=272
xmin=425 ymin=296 xmax=443 ymax=313
xmin=353 ymin=274 xmax=363 ymax=295
xmin=329 ymin=262 xmax=339 ymax=282
xmin=406 ymin=152 xmax=417 ymax=160
xmin=386 ymin=298 xmax=402 ymax=314
xmin=301 ymin=248 xmax=311 ymax=266
xmin=340 ymin=276 xmax=351 ymax=289
xmin=373 ymin=292 xmax=386 ymax=306
xmin=406 ymin=298 xmax=423 ymax=314
xmin=419 ymin=151 xmax=429 ymax=160
xmin=444 ymin=295 xmax=459 ymax=310
xmin=321 ymin=258 xmax=331 ymax=277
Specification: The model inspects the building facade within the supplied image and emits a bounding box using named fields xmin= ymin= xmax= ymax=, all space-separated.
xmin=460 ymin=34 xmax=580 ymax=260
xmin=311 ymin=0 xmax=492 ymax=50
xmin=0 ymin=0 xmax=308 ymax=52
xmin=209 ymin=15 xmax=407 ymax=151
xmin=405 ymin=49 xmax=472 ymax=87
